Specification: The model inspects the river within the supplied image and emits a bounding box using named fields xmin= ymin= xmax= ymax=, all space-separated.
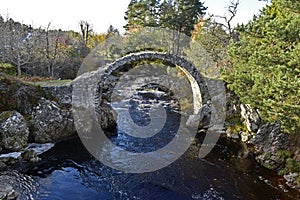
xmin=5 ymin=88 xmax=299 ymax=200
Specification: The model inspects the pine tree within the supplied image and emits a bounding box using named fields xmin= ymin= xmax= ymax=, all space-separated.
xmin=124 ymin=0 xmax=207 ymax=36
xmin=225 ymin=0 xmax=300 ymax=133
xmin=124 ymin=0 xmax=160 ymax=32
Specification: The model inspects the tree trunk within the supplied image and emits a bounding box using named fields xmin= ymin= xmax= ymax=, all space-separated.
xmin=17 ymin=63 xmax=21 ymax=77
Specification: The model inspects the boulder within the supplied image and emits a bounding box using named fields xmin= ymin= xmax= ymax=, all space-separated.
xmin=186 ymin=104 xmax=211 ymax=129
xmin=0 ymin=184 xmax=18 ymax=200
xmin=0 ymin=111 xmax=29 ymax=153
xmin=31 ymin=98 xmax=76 ymax=143
xmin=40 ymin=83 xmax=73 ymax=106
xmin=252 ymin=122 xmax=287 ymax=170
xmin=240 ymin=104 xmax=261 ymax=132
xmin=18 ymin=149 xmax=41 ymax=163
xmin=252 ymin=122 xmax=287 ymax=153
xmin=97 ymin=102 xmax=118 ymax=135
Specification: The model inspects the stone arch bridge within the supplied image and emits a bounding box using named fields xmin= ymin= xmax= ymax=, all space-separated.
xmin=73 ymin=51 xmax=214 ymax=130
xmin=95 ymin=52 xmax=211 ymax=115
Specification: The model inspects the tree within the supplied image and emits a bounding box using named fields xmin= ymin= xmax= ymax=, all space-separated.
xmin=45 ymin=23 xmax=61 ymax=77
xmin=190 ymin=0 xmax=240 ymax=73
xmin=0 ymin=18 xmax=36 ymax=76
xmin=214 ymin=0 xmax=239 ymax=37
xmin=79 ymin=20 xmax=92 ymax=46
xmin=106 ymin=25 xmax=120 ymax=38
xmin=78 ymin=20 xmax=93 ymax=56
xmin=124 ymin=0 xmax=207 ymax=36
xmin=124 ymin=0 xmax=160 ymax=31
xmin=162 ymin=0 xmax=207 ymax=36
xmin=191 ymin=18 xmax=231 ymax=72
xmin=224 ymin=0 xmax=300 ymax=133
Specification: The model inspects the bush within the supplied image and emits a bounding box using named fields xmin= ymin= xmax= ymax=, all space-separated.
xmin=0 ymin=63 xmax=17 ymax=76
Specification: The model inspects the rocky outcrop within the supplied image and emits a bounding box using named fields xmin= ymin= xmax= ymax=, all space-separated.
xmin=0 ymin=111 xmax=29 ymax=153
xmin=97 ymin=102 xmax=118 ymax=133
xmin=240 ymin=104 xmax=261 ymax=133
xmin=225 ymin=94 xmax=300 ymax=191
xmin=252 ymin=122 xmax=288 ymax=169
xmin=40 ymin=83 xmax=73 ymax=106
xmin=31 ymin=98 xmax=76 ymax=143
xmin=0 ymin=74 xmax=118 ymax=153
xmin=0 ymin=184 xmax=18 ymax=200
xmin=235 ymin=105 xmax=288 ymax=171
xmin=186 ymin=104 xmax=211 ymax=129
xmin=0 ymin=74 xmax=51 ymax=115
xmin=227 ymin=104 xmax=288 ymax=169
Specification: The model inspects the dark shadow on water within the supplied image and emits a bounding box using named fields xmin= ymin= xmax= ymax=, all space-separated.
xmin=16 ymin=135 xmax=300 ymax=200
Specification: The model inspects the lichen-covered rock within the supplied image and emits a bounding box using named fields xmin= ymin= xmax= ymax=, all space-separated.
xmin=284 ymin=173 xmax=300 ymax=190
xmin=0 ymin=111 xmax=29 ymax=153
xmin=18 ymin=149 xmax=41 ymax=163
xmin=240 ymin=104 xmax=261 ymax=132
xmin=40 ymin=83 xmax=73 ymax=106
xmin=97 ymin=102 xmax=117 ymax=135
xmin=252 ymin=123 xmax=287 ymax=153
xmin=251 ymin=122 xmax=287 ymax=170
xmin=186 ymin=104 xmax=211 ymax=129
xmin=0 ymin=184 xmax=18 ymax=200
xmin=31 ymin=98 xmax=76 ymax=143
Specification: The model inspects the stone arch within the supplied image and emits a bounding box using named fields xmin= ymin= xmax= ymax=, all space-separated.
xmin=95 ymin=51 xmax=211 ymax=114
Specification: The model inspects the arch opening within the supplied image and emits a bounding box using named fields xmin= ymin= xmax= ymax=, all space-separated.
xmin=95 ymin=51 xmax=211 ymax=115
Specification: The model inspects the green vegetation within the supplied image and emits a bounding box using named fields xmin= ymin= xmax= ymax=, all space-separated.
xmin=0 ymin=74 xmax=52 ymax=113
xmin=32 ymin=79 xmax=72 ymax=87
xmin=277 ymin=150 xmax=300 ymax=175
xmin=124 ymin=0 xmax=207 ymax=36
xmin=224 ymin=0 xmax=300 ymax=134
xmin=0 ymin=111 xmax=11 ymax=122
xmin=0 ymin=63 xmax=16 ymax=76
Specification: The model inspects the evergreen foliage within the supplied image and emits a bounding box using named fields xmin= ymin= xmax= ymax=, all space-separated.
xmin=124 ymin=0 xmax=207 ymax=36
xmin=225 ymin=0 xmax=300 ymax=133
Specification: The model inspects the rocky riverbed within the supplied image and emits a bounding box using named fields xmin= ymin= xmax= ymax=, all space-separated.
xmin=0 ymin=73 xmax=299 ymax=198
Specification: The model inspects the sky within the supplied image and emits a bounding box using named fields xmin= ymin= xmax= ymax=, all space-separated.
xmin=0 ymin=0 xmax=269 ymax=34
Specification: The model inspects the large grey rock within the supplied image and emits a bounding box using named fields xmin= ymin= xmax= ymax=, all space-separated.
xmin=40 ymin=83 xmax=73 ymax=106
xmin=252 ymin=122 xmax=287 ymax=170
xmin=0 ymin=184 xmax=18 ymax=200
xmin=97 ymin=102 xmax=117 ymax=134
xmin=240 ymin=104 xmax=261 ymax=132
xmin=0 ymin=111 xmax=29 ymax=153
xmin=252 ymin=122 xmax=287 ymax=153
xmin=31 ymin=98 xmax=76 ymax=143
xmin=18 ymin=149 xmax=41 ymax=163
xmin=186 ymin=104 xmax=211 ymax=129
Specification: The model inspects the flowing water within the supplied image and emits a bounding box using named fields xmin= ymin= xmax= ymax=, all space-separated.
xmin=3 ymin=89 xmax=300 ymax=200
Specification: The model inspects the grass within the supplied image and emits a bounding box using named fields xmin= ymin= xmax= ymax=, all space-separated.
xmin=10 ymin=75 xmax=73 ymax=87
xmin=32 ymin=79 xmax=73 ymax=87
